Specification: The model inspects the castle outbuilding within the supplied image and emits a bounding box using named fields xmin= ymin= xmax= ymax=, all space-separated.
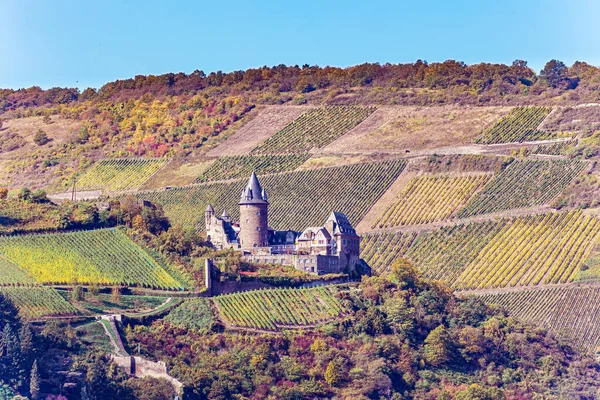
xmin=205 ymin=172 xmax=364 ymax=275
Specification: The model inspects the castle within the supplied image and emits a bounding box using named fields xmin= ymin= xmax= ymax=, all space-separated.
xmin=205 ymin=172 xmax=363 ymax=275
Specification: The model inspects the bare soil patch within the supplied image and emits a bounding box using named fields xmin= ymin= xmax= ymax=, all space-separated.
xmin=322 ymin=105 xmax=512 ymax=154
xmin=0 ymin=115 xmax=79 ymax=160
xmin=206 ymin=105 xmax=310 ymax=157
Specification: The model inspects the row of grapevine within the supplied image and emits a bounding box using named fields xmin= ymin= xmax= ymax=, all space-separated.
xmin=455 ymin=211 xmax=600 ymax=290
xmin=214 ymin=286 xmax=344 ymax=331
xmin=77 ymin=158 xmax=167 ymax=191
xmin=196 ymin=154 xmax=310 ymax=183
xmin=0 ymin=229 xmax=187 ymax=289
xmin=251 ymin=106 xmax=376 ymax=154
xmin=0 ymin=255 xmax=36 ymax=286
xmin=476 ymin=285 xmax=600 ymax=352
xmin=531 ymin=140 xmax=576 ymax=156
xmin=135 ymin=159 xmax=407 ymax=231
xmin=456 ymin=159 xmax=586 ymax=217
xmin=361 ymin=231 xmax=418 ymax=275
xmin=0 ymin=287 xmax=79 ymax=319
xmin=405 ymin=220 xmax=509 ymax=284
xmin=474 ymin=106 xmax=554 ymax=144
xmin=372 ymin=174 xmax=491 ymax=229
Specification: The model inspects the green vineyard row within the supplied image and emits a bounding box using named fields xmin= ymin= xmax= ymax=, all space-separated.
xmin=372 ymin=174 xmax=491 ymax=229
xmin=476 ymin=285 xmax=600 ymax=352
xmin=361 ymin=211 xmax=600 ymax=290
xmin=456 ymin=159 xmax=586 ymax=217
xmin=474 ymin=106 xmax=554 ymax=144
xmin=0 ymin=287 xmax=79 ymax=319
xmin=135 ymin=159 xmax=407 ymax=231
xmin=214 ymin=286 xmax=344 ymax=331
xmin=0 ymin=228 xmax=188 ymax=289
xmin=196 ymin=154 xmax=310 ymax=183
xmin=251 ymin=106 xmax=376 ymax=154
xmin=77 ymin=158 xmax=167 ymax=192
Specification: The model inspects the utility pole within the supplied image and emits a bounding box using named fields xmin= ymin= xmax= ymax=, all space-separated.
xmin=71 ymin=177 xmax=77 ymax=202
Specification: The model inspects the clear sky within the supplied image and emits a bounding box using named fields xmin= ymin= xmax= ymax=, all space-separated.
xmin=1 ymin=0 xmax=599 ymax=90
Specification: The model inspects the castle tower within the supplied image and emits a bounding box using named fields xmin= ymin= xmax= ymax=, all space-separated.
xmin=205 ymin=204 xmax=215 ymax=230
xmin=239 ymin=172 xmax=269 ymax=249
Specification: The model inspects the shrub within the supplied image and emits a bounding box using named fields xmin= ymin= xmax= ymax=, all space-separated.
xmin=33 ymin=130 xmax=49 ymax=146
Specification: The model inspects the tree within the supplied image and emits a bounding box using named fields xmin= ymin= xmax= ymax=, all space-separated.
xmin=72 ymin=286 xmax=85 ymax=302
xmin=540 ymin=60 xmax=574 ymax=89
xmin=33 ymin=130 xmax=49 ymax=146
xmin=131 ymin=214 xmax=146 ymax=231
xmin=389 ymin=258 xmax=420 ymax=289
xmin=424 ymin=325 xmax=451 ymax=366
xmin=30 ymin=190 xmax=48 ymax=204
xmin=0 ymin=188 xmax=8 ymax=200
xmin=30 ymin=360 xmax=40 ymax=400
xmin=76 ymin=126 xmax=90 ymax=144
xmin=111 ymin=287 xmax=121 ymax=303
xmin=324 ymin=358 xmax=344 ymax=387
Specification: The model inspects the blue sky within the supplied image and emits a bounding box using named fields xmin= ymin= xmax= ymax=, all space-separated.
xmin=1 ymin=0 xmax=598 ymax=90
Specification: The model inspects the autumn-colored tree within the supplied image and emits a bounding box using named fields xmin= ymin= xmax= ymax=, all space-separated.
xmin=310 ymin=337 xmax=328 ymax=353
xmin=424 ymin=325 xmax=451 ymax=366
xmin=0 ymin=188 xmax=8 ymax=200
xmin=324 ymin=358 xmax=344 ymax=386
xmin=132 ymin=214 xmax=146 ymax=231
xmin=454 ymin=384 xmax=506 ymax=400
xmin=389 ymin=258 xmax=420 ymax=289
xmin=111 ymin=286 xmax=121 ymax=303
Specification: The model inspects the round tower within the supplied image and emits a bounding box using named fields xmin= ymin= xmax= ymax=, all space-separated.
xmin=239 ymin=172 xmax=269 ymax=249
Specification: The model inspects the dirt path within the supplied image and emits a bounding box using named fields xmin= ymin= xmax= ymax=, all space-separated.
xmin=99 ymin=319 xmax=124 ymax=356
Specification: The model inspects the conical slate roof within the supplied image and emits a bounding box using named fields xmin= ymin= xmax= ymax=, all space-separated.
xmin=222 ymin=209 xmax=230 ymax=217
xmin=239 ymin=172 xmax=269 ymax=205
xmin=205 ymin=204 xmax=215 ymax=213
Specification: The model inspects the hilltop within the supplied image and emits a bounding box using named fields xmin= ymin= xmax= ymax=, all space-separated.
xmin=1 ymin=60 xmax=600 ymax=399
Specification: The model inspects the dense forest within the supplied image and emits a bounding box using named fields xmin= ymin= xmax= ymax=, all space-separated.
xmin=1 ymin=59 xmax=599 ymax=112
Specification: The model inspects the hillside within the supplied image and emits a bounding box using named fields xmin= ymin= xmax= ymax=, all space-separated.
xmin=3 ymin=60 xmax=600 ymax=399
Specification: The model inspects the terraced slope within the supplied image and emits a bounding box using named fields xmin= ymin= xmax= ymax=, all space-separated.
xmin=457 ymin=159 xmax=586 ymax=217
xmin=405 ymin=220 xmax=508 ymax=284
xmin=371 ymin=174 xmax=491 ymax=229
xmin=214 ymin=286 xmax=344 ymax=331
xmin=532 ymin=140 xmax=576 ymax=156
xmin=76 ymin=158 xmax=167 ymax=192
xmin=361 ymin=231 xmax=418 ymax=274
xmin=136 ymin=159 xmax=407 ymax=231
xmin=476 ymin=285 xmax=600 ymax=352
xmin=196 ymin=154 xmax=310 ymax=183
xmin=0 ymin=287 xmax=79 ymax=319
xmin=0 ymin=229 xmax=187 ymax=289
xmin=365 ymin=211 xmax=600 ymax=291
xmin=0 ymin=255 xmax=36 ymax=286
xmin=455 ymin=211 xmax=600 ymax=290
xmin=252 ymin=106 xmax=376 ymax=154
xmin=474 ymin=106 xmax=554 ymax=144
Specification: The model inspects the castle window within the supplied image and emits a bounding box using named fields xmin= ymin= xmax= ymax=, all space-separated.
xmin=246 ymin=219 xmax=249 ymax=224
xmin=257 ymin=227 xmax=260 ymax=231
xmin=256 ymin=211 xmax=260 ymax=216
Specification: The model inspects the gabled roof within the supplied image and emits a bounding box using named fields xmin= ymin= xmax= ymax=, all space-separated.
xmin=327 ymin=211 xmax=357 ymax=236
xmin=239 ymin=172 xmax=269 ymax=205
xmin=298 ymin=227 xmax=331 ymax=242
